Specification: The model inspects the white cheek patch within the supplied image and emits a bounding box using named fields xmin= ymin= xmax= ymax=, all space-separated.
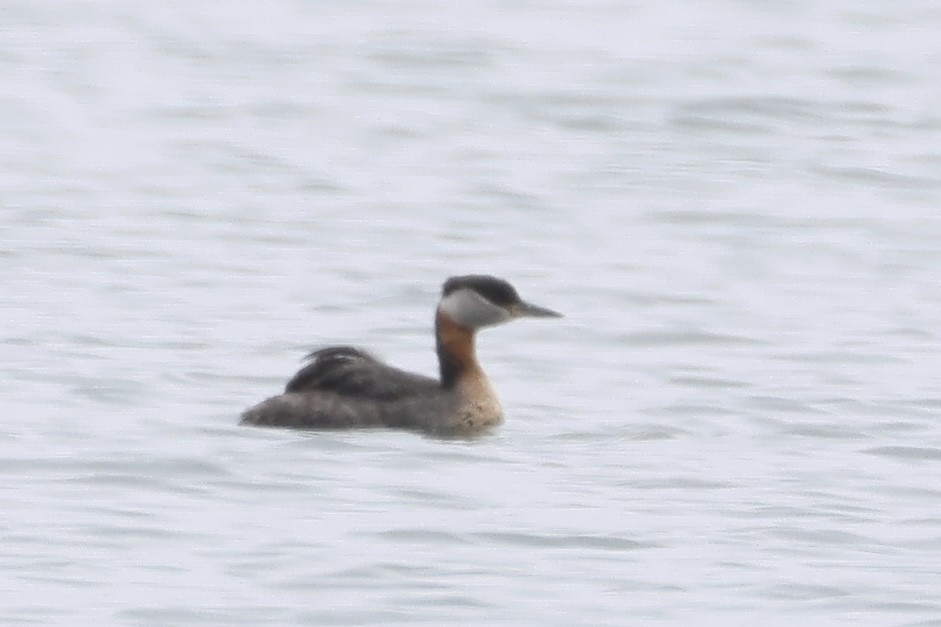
xmin=439 ymin=289 xmax=512 ymax=328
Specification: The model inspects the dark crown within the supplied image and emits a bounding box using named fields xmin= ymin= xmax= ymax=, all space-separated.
xmin=441 ymin=275 xmax=520 ymax=307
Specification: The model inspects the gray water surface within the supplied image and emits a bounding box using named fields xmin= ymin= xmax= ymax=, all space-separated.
xmin=3 ymin=1 xmax=941 ymax=624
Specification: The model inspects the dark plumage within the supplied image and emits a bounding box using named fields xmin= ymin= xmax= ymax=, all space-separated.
xmin=240 ymin=275 xmax=561 ymax=437
xmin=285 ymin=346 xmax=438 ymax=399
xmin=442 ymin=275 xmax=520 ymax=307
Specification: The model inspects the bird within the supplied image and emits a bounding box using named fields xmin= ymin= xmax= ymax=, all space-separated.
xmin=240 ymin=275 xmax=561 ymax=437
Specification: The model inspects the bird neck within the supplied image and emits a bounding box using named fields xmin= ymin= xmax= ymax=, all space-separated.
xmin=435 ymin=308 xmax=481 ymax=388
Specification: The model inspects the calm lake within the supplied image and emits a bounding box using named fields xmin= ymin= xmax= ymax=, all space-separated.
xmin=3 ymin=1 xmax=941 ymax=624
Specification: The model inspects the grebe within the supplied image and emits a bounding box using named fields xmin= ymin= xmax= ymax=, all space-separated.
xmin=240 ymin=275 xmax=561 ymax=437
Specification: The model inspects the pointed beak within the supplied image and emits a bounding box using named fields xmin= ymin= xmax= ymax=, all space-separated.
xmin=513 ymin=300 xmax=563 ymax=319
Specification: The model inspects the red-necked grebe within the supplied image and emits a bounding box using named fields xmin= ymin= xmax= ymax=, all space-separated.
xmin=240 ymin=275 xmax=562 ymax=437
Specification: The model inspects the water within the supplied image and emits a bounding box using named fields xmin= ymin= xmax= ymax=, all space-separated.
xmin=3 ymin=0 xmax=941 ymax=624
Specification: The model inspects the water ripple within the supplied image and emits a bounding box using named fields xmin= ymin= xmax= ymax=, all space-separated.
xmin=862 ymin=446 xmax=941 ymax=462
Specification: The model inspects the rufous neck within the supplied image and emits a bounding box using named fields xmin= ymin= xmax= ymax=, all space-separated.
xmin=435 ymin=308 xmax=479 ymax=388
